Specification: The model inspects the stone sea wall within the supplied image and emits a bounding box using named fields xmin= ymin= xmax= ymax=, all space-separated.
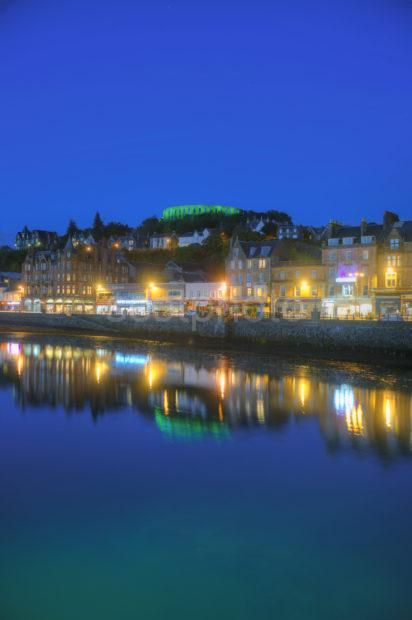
xmin=0 ymin=312 xmax=411 ymax=359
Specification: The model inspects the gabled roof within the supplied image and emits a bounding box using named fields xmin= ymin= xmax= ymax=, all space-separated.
xmin=330 ymin=222 xmax=383 ymax=240
xmin=392 ymin=220 xmax=412 ymax=241
xmin=238 ymin=239 xmax=280 ymax=258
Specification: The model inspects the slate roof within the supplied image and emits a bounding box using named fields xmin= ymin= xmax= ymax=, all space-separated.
xmin=330 ymin=222 xmax=383 ymax=241
xmin=392 ymin=220 xmax=412 ymax=241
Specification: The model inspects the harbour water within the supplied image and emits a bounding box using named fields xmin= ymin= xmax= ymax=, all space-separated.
xmin=1 ymin=333 xmax=412 ymax=619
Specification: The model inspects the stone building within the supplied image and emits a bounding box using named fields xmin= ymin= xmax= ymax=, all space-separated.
xmin=271 ymin=262 xmax=326 ymax=318
xmin=321 ymin=219 xmax=383 ymax=318
xmin=321 ymin=212 xmax=412 ymax=319
xmin=22 ymin=239 xmax=130 ymax=313
xmin=226 ymin=238 xmax=321 ymax=316
xmin=226 ymin=239 xmax=278 ymax=316
xmin=374 ymin=219 xmax=412 ymax=318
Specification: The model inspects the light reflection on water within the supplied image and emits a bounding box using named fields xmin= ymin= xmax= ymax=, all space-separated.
xmin=2 ymin=335 xmax=412 ymax=620
xmin=1 ymin=338 xmax=411 ymax=459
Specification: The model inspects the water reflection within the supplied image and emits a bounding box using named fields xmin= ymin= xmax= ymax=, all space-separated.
xmin=1 ymin=339 xmax=412 ymax=458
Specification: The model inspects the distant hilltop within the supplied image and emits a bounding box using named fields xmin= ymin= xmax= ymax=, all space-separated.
xmin=162 ymin=205 xmax=241 ymax=220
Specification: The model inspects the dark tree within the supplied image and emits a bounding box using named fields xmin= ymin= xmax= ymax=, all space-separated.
xmin=66 ymin=219 xmax=79 ymax=237
xmin=104 ymin=221 xmax=132 ymax=238
xmin=92 ymin=212 xmax=105 ymax=240
xmin=137 ymin=217 xmax=161 ymax=235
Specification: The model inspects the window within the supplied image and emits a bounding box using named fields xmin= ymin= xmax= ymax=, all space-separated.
xmin=361 ymin=236 xmax=373 ymax=244
xmin=344 ymin=250 xmax=352 ymax=262
xmin=239 ymin=274 xmax=243 ymax=285
xmin=343 ymin=237 xmax=353 ymax=245
xmin=258 ymin=259 xmax=266 ymax=269
xmin=327 ymin=251 xmax=337 ymax=262
xmin=279 ymin=271 xmax=285 ymax=280
xmin=311 ymin=286 xmax=318 ymax=297
xmin=247 ymin=260 xmax=252 ymax=269
xmin=247 ymin=287 xmax=252 ymax=297
xmin=311 ymin=270 xmax=317 ymax=279
xmin=255 ymin=287 xmax=263 ymax=297
xmin=385 ymin=271 xmax=397 ymax=288
xmin=328 ymin=238 xmax=338 ymax=246
xmin=238 ymin=260 xmax=243 ymax=269
xmin=246 ymin=273 xmax=252 ymax=284
xmin=295 ymin=271 xmax=300 ymax=278
xmin=342 ymin=284 xmax=354 ymax=297
xmin=390 ymin=238 xmax=400 ymax=249
xmin=329 ymin=286 xmax=335 ymax=296
xmin=258 ymin=272 xmax=265 ymax=283
xmin=362 ymin=250 xmax=369 ymax=261
xmin=329 ymin=267 xmax=336 ymax=278
xmin=387 ymin=255 xmax=401 ymax=267
xmin=230 ymin=260 xmax=235 ymax=269
xmin=363 ymin=285 xmax=368 ymax=296
xmin=280 ymin=286 xmax=286 ymax=297
xmin=295 ymin=286 xmax=301 ymax=297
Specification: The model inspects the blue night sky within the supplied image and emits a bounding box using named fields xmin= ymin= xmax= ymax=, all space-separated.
xmin=0 ymin=0 xmax=411 ymax=244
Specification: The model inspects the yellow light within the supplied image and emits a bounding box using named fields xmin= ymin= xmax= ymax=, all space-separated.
xmin=17 ymin=354 xmax=24 ymax=376
xmin=299 ymin=379 xmax=306 ymax=408
xmin=163 ymin=390 xmax=169 ymax=416
xmin=95 ymin=361 xmax=107 ymax=384
xmin=217 ymin=369 xmax=226 ymax=399
xmin=385 ymin=398 xmax=392 ymax=429
xmin=218 ymin=401 xmax=224 ymax=422
xmin=146 ymin=363 xmax=156 ymax=389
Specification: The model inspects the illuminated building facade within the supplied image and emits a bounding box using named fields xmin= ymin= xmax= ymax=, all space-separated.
xmin=322 ymin=213 xmax=412 ymax=319
xmin=321 ymin=220 xmax=382 ymax=318
xmin=374 ymin=220 xmax=412 ymax=319
xmin=226 ymin=238 xmax=321 ymax=317
xmin=22 ymin=239 xmax=130 ymax=313
xmin=271 ymin=263 xmax=326 ymax=318
xmin=226 ymin=239 xmax=278 ymax=316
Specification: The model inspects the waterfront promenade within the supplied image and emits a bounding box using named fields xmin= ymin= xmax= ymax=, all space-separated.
xmin=0 ymin=311 xmax=411 ymax=364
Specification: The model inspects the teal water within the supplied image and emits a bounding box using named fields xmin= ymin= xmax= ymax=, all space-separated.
xmin=1 ymin=334 xmax=412 ymax=620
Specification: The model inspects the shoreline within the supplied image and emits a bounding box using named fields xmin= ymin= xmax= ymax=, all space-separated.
xmin=0 ymin=312 xmax=411 ymax=368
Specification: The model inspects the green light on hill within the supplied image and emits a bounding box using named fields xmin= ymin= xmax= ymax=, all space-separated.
xmin=162 ymin=205 xmax=241 ymax=220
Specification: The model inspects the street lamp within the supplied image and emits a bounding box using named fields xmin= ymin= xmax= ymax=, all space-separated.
xmin=300 ymin=280 xmax=310 ymax=318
